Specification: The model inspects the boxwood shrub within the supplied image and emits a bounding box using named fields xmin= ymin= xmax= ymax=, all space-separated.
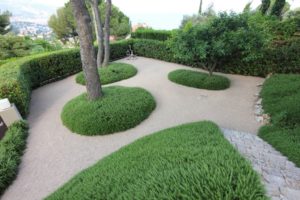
xmin=0 ymin=40 xmax=132 ymax=117
xmin=131 ymin=29 xmax=172 ymax=41
xmin=0 ymin=120 xmax=29 ymax=195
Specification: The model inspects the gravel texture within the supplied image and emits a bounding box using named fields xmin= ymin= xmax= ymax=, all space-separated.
xmin=2 ymin=57 xmax=264 ymax=200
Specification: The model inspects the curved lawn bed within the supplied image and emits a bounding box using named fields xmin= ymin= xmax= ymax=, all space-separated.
xmin=47 ymin=121 xmax=267 ymax=199
xmin=169 ymin=69 xmax=230 ymax=90
xmin=76 ymin=63 xmax=137 ymax=85
xmin=61 ymin=86 xmax=156 ymax=136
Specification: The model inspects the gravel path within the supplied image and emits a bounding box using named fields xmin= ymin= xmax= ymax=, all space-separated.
xmin=2 ymin=57 xmax=265 ymax=200
xmin=223 ymin=129 xmax=300 ymax=200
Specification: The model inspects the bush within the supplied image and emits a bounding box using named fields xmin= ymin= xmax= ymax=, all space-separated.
xmin=0 ymin=121 xmax=29 ymax=195
xmin=223 ymin=38 xmax=300 ymax=76
xmin=132 ymin=39 xmax=176 ymax=63
xmin=259 ymin=74 xmax=300 ymax=167
xmin=47 ymin=121 xmax=267 ymax=200
xmin=131 ymin=29 xmax=172 ymax=41
xmin=132 ymin=37 xmax=300 ymax=77
xmin=61 ymin=86 xmax=156 ymax=136
xmin=0 ymin=40 xmax=132 ymax=117
xmin=168 ymin=69 xmax=230 ymax=90
xmin=169 ymin=13 xmax=269 ymax=76
xmin=76 ymin=62 xmax=137 ymax=85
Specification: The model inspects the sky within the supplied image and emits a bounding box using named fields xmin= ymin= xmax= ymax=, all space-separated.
xmin=1 ymin=0 xmax=300 ymax=29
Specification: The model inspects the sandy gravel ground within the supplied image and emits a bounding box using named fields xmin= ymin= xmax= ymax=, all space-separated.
xmin=1 ymin=57 xmax=264 ymax=200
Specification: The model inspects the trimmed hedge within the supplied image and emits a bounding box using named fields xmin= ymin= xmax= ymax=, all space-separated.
xmin=259 ymin=74 xmax=300 ymax=167
xmin=222 ymin=39 xmax=300 ymax=77
xmin=132 ymin=39 xmax=300 ymax=77
xmin=61 ymin=86 xmax=156 ymax=135
xmin=0 ymin=40 xmax=132 ymax=117
xmin=131 ymin=29 xmax=172 ymax=41
xmin=0 ymin=121 xmax=29 ymax=195
xmin=169 ymin=69 xmax=230 ymax=90
xmin=132 ymin=39 xmax=175 ymax=63
xmin=47 ymin=121 xmax=267 ymax=199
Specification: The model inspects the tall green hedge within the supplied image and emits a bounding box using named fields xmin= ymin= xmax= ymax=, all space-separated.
xmin=132 ymin=38 xmax=300 ymax=77
xmin=131 ymin=29 xmax=172 ymax=41
xmin=0 ymin=40 xmax=132 ymax=117
xmin=0 ymin=121 xmax=29 ymax=195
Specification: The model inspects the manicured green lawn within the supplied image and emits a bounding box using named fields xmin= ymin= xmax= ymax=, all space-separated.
xmin=61 ymin=86 xmax=156 ymax=136
xmin=259 ymin=74 xmax=300 ymax=167
xmin=168 ymin=69 xmax=230 ymax=90
xmin=0 ymin=121 xmax=29 ymax=195
xmin=47 ymin=121 xmax=267 ymax=200
xmin=76 ymin=62 xmax=137 ymax=85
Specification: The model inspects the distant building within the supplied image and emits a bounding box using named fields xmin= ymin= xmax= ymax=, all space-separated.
xmin=132 ymin=23 xmax=150 ymax=32
xmin=11 ymin=21 xmax=52 ymax=39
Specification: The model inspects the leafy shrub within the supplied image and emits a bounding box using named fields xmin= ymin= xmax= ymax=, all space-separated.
xmin=169 ymin=12 xmax=269 ymax=76
xmin=132 ymin=39 xmax=176 ymax=63
xmin=61 ymin=86 xmax=156 ymax=136
xmin=76 ymin=62 xmax=137 ymax=85
xmin=259 ymin=74 xmax=300 ymax=167
xmin=47 ymin=121 xmax=267 ymax=200
xmin=0 ymin=40 xmax=132 ymax=117
xmin=169 ymin=69 xmax=230 ymax=90
xmin=0 ymin=121 xmax=29 ymax=195
xmin=131 ymin=29 xmax=172 ymax=41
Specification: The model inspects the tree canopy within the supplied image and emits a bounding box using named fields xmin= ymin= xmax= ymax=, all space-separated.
xmin=0 ymin=11 xmax=11 ymax=35
xmin=48 ymin=1 xmax=130 ymax=44
xmin=171 ymin=13 xmax=269 ymax=75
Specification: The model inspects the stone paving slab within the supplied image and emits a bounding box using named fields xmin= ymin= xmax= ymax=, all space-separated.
xmin=222 ymin=128 xmax=300 ymax=200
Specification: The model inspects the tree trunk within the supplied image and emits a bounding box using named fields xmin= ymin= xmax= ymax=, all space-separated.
xmin=71 ymin=0 xmax=102 ymax=100
xmin=208 ymin=62 xmax=217 ymax=76
xmin=198 ymin=0 xmax=203 ymax=15
xmin=102 ymin=0 xmax=112 ymax=67
xmin=90 ymin=0 xmax=104 ymax=67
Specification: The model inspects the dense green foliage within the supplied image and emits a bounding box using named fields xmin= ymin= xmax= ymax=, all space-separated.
xmin=223 ymin=38 xmax=300 ymax=76
xmin=169 ymin=69 xmax=230 ymax=90
xmin=259 ymin=74 xmax=300 ymax=167
xmin=0 ymin=35 xmax=62 ymax=60
xmin=170 ymin=13 xmax=269 ymax=75
xmin=132 ymin=39 xmax=175 ymax=62
xmin=0 ymin=121 xmax=29 ymax=195
xmin=47 ymin=121 xmax=267 ymax=200
xmin=48 ymin=3 xmax=77 ymax=44
xmin=132 ymin=12 xmax=299 ymax=77
xmin=0 ymin=40 xmax=132 ymax=117
xmin=61 ymin=86 xmax=156 ymax=136
xmin=0 ymin=10 xmax=11 ymax=35
xmin=180 ymin=5 xmax=216 ymax=29
xmin=271 ymin=0 xmax=286 ymax=17
xmin=131 ymin=29 xmax=172 ymax=41
xmin=48 ymin=2 xmax=130 ymax=43
xmin=76 ymin=62 xmax=137 ymax=85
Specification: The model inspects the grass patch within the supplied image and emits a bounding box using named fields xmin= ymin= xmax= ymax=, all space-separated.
xmin=61 ymin=86 xmax=156 ymax=136
xmin=76 ymin=62 xmax=137 ymax=85
xmin=47 ymin=121 xmax=267 ymax=200
xmin=168 ymin=69 xmax=230 ymax=90
xmin=0 ymin=120 xmax=29 ymax=195
xmin=259 ymin=74 xmax=300 ymax=167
